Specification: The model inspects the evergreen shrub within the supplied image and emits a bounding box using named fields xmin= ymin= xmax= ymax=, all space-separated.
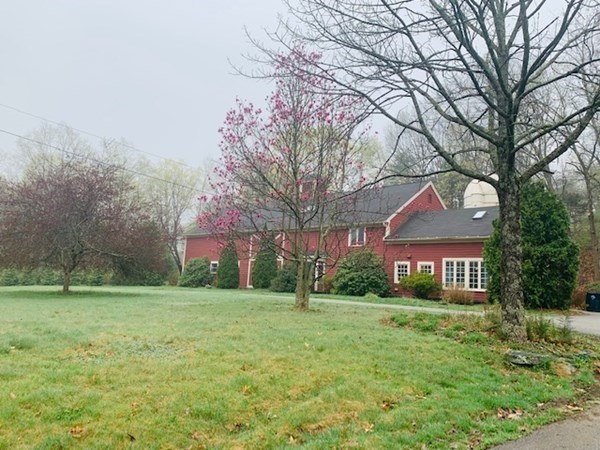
xmin=252 ymin=235 xmax=278 ymax=289
xmin=270 ymin=264 xmax=297 ymax=293
xmin=332 ymin=250 xmax=390 ymax=297
xmin=179 ymin=258 xmax=212 ymax=288
xmin=399 ymin=272 xmax=441 ymax=299
xmin=484 ymin=182 xmax=579 ymax=309
xmin=217 ymin=243 xmax=239 ymax=289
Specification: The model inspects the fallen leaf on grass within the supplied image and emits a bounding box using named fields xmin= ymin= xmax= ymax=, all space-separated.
xmin=9 ymin=393 xmax=16 ymax=400
xmin=381 ymin=399 xmax=397 ymax=411
xmin=69 ymin=426 xmax=85 ymax=438
xmin=191 ymin=430 xmax=206 ymax=440
xmin=497 ymin=407 xmax=523 ymax=420
xmin=363 ymin=422 xmax=374 ymax=433
xmin=127 ymin=433 xmax=136 ymax=442
xmin=566 ymin=404 xmax=583 ymax=412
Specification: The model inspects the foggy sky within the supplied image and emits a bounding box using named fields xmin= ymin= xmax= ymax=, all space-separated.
xmin=0 ymin=0 xmax=286 ymax=170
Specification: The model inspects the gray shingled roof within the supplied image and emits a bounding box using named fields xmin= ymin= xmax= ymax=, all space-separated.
xmin=387 ymin=206 xmax=499 ymax=241
xmin=184 ymin=181 xmax=429 ymax=236
xmin=335 ymin=181 xmax=428 ymax=225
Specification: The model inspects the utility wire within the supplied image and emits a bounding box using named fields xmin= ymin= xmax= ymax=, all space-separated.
xmin=0 ymin=127 xmax=209 ymax=194
xmin=0 ymin=101 xmax=196 ymax=168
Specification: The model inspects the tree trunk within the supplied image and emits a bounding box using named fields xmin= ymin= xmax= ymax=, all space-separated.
xmin=497 ymin=177 xmax=527 ymax=341
xmin=62 ymin=269 xmax=71 ymax=294
xmin=295 ymin=259 xmax=311 ymax=311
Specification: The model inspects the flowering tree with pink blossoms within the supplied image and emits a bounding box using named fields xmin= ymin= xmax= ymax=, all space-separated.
xmin=199 ymin=50 xmax=369 ymax=310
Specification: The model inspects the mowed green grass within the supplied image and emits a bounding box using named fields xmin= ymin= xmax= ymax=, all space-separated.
xmin=0 ymin=287 xmax=594 ymax=449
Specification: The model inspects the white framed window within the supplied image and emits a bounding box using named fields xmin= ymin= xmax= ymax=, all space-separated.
xmin=443 ymin=258 xmax=487 ymax=291
xmin=417 ymin=262 xmax=434 ymax=274
xmin=210 ymin=261 xmax=219 ymax=274
xmin=348 ymin=227 xmax=366 ymax=246
xmin=394 ymin=261 xmax=410 ymax=283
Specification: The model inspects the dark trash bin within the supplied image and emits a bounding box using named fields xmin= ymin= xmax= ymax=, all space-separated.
xmin=586 ymin=292 xmax=600 ymax=312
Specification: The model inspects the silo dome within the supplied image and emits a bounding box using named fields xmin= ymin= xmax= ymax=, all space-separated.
xmin=463 ymin=177 xmax=499 ymax=208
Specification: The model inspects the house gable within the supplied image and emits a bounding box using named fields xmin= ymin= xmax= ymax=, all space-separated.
xmin=384 ymin=182 xmax=446 ymax=237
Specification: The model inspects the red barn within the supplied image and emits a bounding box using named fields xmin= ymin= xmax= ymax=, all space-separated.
xmin=183 ymin=181 xmax=497 ymax=302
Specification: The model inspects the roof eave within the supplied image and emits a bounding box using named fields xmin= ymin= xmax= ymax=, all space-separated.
xmin=385 ymin=236 xmax=490 ymax=243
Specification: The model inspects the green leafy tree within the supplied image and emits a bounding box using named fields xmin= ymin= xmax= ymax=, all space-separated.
xmin=485 ymin=183 xmax=579 ymax=309
xmin=179 ymin=258 xmax=212 ymax=288
xmin=217 ymin=242 xmax=239 ymax=289
xmin=332 ymin=250 xmax=390 ymax=297
xmin=252 ymin=234 xmax=279 ymax=289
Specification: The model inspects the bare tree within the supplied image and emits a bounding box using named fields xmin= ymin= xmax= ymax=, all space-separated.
xmin=570 ymin=119 xmax=600 ymax=281
xmin=138 ymin=159 xmax=205 ymax=274
xmin=259 ymin=0 xmax=600 ymax=339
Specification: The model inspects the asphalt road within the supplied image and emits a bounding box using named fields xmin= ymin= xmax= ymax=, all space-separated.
xmin=491 ymin=402 xmax=600 ymax=450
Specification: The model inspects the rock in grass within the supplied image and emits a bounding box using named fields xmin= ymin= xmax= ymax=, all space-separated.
xmin=505 ymin=350 xmax=552 ymax=366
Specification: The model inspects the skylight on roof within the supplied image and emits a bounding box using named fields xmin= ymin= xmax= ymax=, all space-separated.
xmin=472 ymin=210 xmax=487 ymax=220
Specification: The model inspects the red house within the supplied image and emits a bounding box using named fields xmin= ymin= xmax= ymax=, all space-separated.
xmin=183 ymin=181 xmax=498 ymax=302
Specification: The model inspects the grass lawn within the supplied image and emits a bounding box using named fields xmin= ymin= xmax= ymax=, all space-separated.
xmin=0 ymin=286 xmax=598 ymax=449
xmin=240 ymin=289 xmax=485 ymax=312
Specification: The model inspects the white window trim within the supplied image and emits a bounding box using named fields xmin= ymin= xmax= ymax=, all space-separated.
xmin=247 ymin=258 xmax=255 ymax=289
xmin=314 ymin=260 xmax=326 ymax=290
xmin=417 ymin=261 xmax=435 ymax=274
xmin=210 ymin=261 xmax=219 ymax=275
xmin=393 ymin=261 xmax=411 ymax=284
xmin=442 ymin=258 xmax=486 ymax=292
xmin=348 ymin=227 xmax=366 ymax=247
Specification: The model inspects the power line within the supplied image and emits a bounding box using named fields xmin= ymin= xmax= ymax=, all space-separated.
xmin=0 ymin=101 xmax=197 ymax=169
xmin=0 ymin=127 xmax=210 ymax=194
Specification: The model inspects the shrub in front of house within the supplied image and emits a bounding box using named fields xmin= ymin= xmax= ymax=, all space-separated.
xmin=399 ymin=272 xmax=442 ymax=299
xmin=217 ymin=243 xmax=240 ymax=289
xmin=179 ymin=258 xmax=212 ymax=288
xmin=332 ymin=250 xmax=390 ymax=297
xmin=270 ymin=263 xmax=297 ymax=293
xmin=252 ymin=234 xmax=278 ymax=289
xmin=443 ymin=285 xmax=474 ymax=305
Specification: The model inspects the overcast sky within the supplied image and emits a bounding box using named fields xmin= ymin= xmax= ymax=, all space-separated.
xmin=0 ymin=0 xmax=290 ymax=170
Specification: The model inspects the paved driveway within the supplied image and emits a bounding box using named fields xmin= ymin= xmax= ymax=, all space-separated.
xmin=552 ymin=312 xmax=600 ymax=337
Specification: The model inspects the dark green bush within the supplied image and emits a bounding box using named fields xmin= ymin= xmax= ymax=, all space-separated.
xmin=110 ymin=267 xmax=166 ymax=286
xmin=484 ymin=182 xmax=579 ymax=309
xmin=0 ymin=268 xmax=19 ymax=286
xmin=399 ymin=272 xmax=442 ymax=299
xmin=38 ymin=269 xmax=63 ymax=285
xmin=252 ymin=235 xmax=279 ymax=289
xmin=332 ymin=250 xmax=390 ymax=297
xmin=217 ymin=243 xmax=239 ymax=289
xmin=270 ymin=263 xmax=297 ymax=293
xmin=85 ymin=270 xmax=105 ymax=286
xmin=17 ymin=270 xmax=37 ymax=286
xmin=179 ymin=258 xmax=212 ymax=288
